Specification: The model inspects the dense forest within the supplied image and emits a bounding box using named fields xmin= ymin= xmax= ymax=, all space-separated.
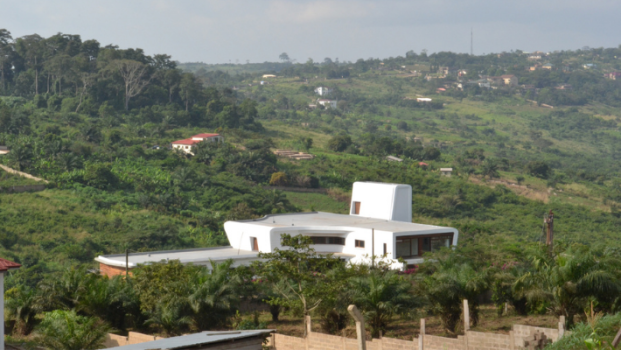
xmin=2 ymin=29 xmax=621 ymax=349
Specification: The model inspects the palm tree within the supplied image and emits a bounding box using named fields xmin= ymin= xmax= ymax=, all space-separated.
xmin=77 ymin=275 xmax=141 ymax=332
xmin=35 ymin=310 xmax=111 ymax=350
xmin=349 ymin=270 xmax=418 ymax=337
xmin=5 ymin=286 xmax=40 ymax=335
xmin=57 ymin=152 xmax=81 ymax=171
xmin=145 ymin=300 xmax=192 ymax=337
xmin=189 ymin=260 xmax=243 ymax=330
xmin=480 ymin=159 xmax=499 ymax=179
xmin=418 ymin=261 xmax=489 ymax=333
xmin=515 ymin=246 xmax=621 ymax=329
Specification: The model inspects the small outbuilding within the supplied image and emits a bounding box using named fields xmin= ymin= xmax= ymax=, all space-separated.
xmin=386 ymin=155 xmax=403 ymax=162
xmin=440 ymin=168 xmax=453 ymax=177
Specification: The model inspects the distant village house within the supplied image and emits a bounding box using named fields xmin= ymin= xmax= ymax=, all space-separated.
xmin=314 ymin=86 xmax=333 ymax=96
xmin=171 ymin=133 xmax=224 ymax=155
xmin=318 ymin=99 xmax=337 ymax=108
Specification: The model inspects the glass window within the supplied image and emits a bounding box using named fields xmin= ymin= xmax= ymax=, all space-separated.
xmin=355 ymin=240 xmax=365 ymax=248
xmin=395 ymin=234 xmax=453 ymax=259
xmin=310 ymin=237 xmax=345 ymax=245
xmin=410 ymin=239 xmax=419 ymax=256
xmin=396 ymin=240 xmax=410 ymax=257
xmin=431 ymin=236 xmax=451 ymax=251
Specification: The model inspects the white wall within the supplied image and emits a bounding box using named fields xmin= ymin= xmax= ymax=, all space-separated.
xmin=350 ymin=182 xmax=412 ymax=222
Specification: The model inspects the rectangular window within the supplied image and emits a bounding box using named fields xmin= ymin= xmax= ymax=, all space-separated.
xmin=251 ymin=237 xmax=258 ymax=251
xmin=352 ymin=201 xmax=361 ymax=215
xmin=395 ymin=234 xmax=453 ymax=259
xmin=355 ymin=240 xmax=365 ymax=248
xmin=310 ymin=237 xmax=345 ymax=245
xmin=383 ymin=243 xmax=387 ymax=256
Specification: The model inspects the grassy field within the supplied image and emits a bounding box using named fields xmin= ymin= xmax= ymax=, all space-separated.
xmin=282 ymin=191 xmax=349 ymax=214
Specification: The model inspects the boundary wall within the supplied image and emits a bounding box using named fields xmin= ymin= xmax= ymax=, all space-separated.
xmin=267 ymin=319 xmax=565 ymax=350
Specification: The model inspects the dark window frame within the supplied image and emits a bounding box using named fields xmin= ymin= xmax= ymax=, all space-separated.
xmin=355 ymin=240 xmax=365 ymax=248
xmin=310 ymin=237 xmax=346 ymax=245
xmin=395 ymin=233 xmax=453 ymax=259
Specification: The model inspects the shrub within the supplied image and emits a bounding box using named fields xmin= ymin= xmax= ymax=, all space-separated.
xmin=269 ymin=172 xmax=288 ymax=186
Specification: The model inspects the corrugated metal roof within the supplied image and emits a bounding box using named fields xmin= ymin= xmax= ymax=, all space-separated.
xmin=0 ymin=258 xmax=21 ymax=272
xmin=171 ymin=138 xmax=201 ymax=145
xmin=105 ymin=330 xmax=274 ymax=350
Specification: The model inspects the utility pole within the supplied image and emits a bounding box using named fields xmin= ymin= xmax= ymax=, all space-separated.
xmin=545 ymin=210 xmax=554 ymax=254
xmin=470 ymin=28 xmax=473 ymax=56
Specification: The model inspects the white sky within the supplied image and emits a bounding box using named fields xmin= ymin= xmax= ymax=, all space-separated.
xmin=1 ymin=0 xmax=620 ymax=64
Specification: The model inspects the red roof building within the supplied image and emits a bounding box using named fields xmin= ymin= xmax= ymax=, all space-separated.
xmin=172 ymin=133 xmax=224 ymax=155
xmin=0 ymin=258 xmax=20 ymax=272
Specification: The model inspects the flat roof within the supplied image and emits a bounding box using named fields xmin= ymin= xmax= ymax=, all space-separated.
xmin=105 ymin=330 xmax=274 ymax=350
xmin=234 ymin=212 xmax=454 ymax=233
xmin=96 ymin=246 xmax=257 ymax=268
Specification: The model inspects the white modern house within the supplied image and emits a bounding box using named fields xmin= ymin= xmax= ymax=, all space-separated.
xmin=314 ymin=86 xmax=333 ymax=96
xmin=171 ymin=133 xmax=224 ymax=155
xmin=318 ymin=99 xmax=338 ymax=109
xmin=96 ymin=182 xmax=458 ymax=276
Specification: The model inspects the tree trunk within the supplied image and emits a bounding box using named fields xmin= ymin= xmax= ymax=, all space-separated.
xmin=34 ymin=57 xmax=38 ymax=95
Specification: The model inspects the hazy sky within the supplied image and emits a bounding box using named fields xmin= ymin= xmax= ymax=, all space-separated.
xmin=1 ymin=0 xmax=620 ymax=64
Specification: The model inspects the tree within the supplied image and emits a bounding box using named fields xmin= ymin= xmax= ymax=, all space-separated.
xmin=35 ymin=310 xmax=111 ymax=350
xmin=5 ymin=286 xmax=40 ymax=335
xmin=349 ymin=270 xmax=417 ymax=337
xmin=481 ymin=159 xmax=500 ymax=179
xmin=255 ymin=234 xmax=344 ymax=337
xmin=189 ymin=260 xmax=243 ymax=330
xmin=515 ymin=246 xmax=621 ymax=329
xmin=145 ymin=301 xmax=192 ymax=336
xmin=279 ymin=52 xmax=290 ymax=63
xmin=15 ymin=34 xmax=45 ymax=95
xmin=0 ymin=29 xmax=13 ymax=93
xmin=327 ymin=134 xmax=352 ymax=152
xmin=179 ymin=72 xmax=202 ymax=111
xmin=110 ymin=59 xmax=152 ymax=110
xmin=526 ymin=161 xmax=552 ymax=179
xmin=418 ymin=259 xmax=489 ymax=333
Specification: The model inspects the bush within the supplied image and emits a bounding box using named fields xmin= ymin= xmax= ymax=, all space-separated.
xmin=327 ymin=134 xmax=352 ymax=152
xmin=526 ymin=161 xmax=551 ymax=179
xmin=83 ymin=163 xmax=118 ymax=189
xmin=269 ymin=172 xmax=288 ymax=186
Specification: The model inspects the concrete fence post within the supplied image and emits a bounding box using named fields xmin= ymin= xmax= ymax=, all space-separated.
xmin=463 ymin=299 xmax=470 ymax=332
xmin=418 ymin=318 xmax=425 ymax=350
xmin=558 ymin=316 xmax=565 ymax=339
xmin=348 ymin=305 xmax=367 ymax=350
xmin=306 ymin=315 xmax=312 ymax=336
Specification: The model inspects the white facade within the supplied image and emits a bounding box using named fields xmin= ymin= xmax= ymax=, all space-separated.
xmin=314 ymin=86 xmax=333 ymax=96
xmin=96 ymin=181 xmax=458 ymax=272
xmin=318 ymin=99 xmax=337 ymax=109
xmin=349 ymin=182 xmax=412 ymax=222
